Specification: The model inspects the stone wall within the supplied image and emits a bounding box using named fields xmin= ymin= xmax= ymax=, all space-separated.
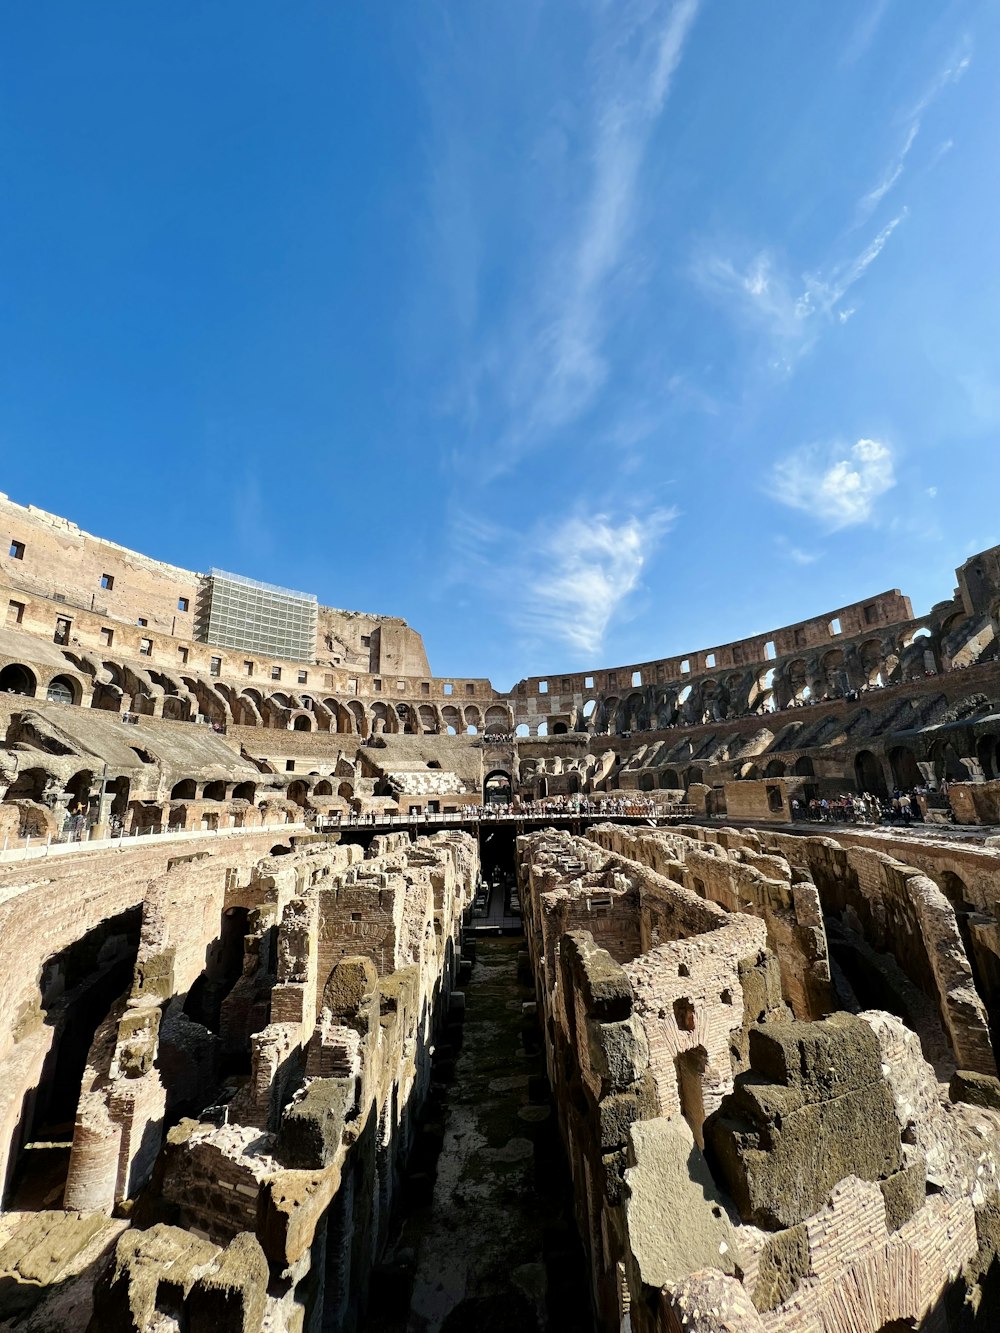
xmin=516 ymin=824 xmax=1000 ymax=1333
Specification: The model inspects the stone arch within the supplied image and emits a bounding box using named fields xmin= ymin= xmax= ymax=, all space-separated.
xmin=170 ymin=779 xmax=197 ymax=800
xmin=484 ymin=769 xmax=513 ymax=803
xmin=0 ymin=663 xmax=37 ymax=697
xmin=232 ymin=781 xmax=257 ymax=801
xmin=484 ymin=705 xmax=511 ymax=732
xmin=764 ymin=759 xmax=786 ymax=778
xmin=44 ymin=673 xmax=82 ymax=706
xmin=346 ymin=700 xmax=367 ymax=736
xmin=792 ymin=755 xmax=815 ymax=777
xmin=203 ymin=780 xmax=227 ymax=801
xmin=854 ymin=750 xmax=887 ymax=797
xmin=291 ymin=713 xmax=314 ymax=732
xmin=889 ymin=746 xmax=923 ymax=790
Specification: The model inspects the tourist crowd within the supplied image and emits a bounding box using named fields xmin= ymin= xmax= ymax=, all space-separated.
xmin=791 ymin=788 xmax=927 ymax=826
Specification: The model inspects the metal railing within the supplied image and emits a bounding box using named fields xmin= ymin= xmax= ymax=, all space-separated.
xmin=313 ymin=806 xmax=696 ymax=832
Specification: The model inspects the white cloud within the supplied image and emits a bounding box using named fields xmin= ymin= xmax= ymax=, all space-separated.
xmin=427 ymin=0 xmax=701 ymax=480
xmin=519 ymin=0 xmax=701 ymax=441
xmin=770 ymin=438 xmax=896 ymax=529
xmin=693 ymin=213 xmax=906 ymax=352
xmin=775 ymin=536 xmax=819 ymax=565
xmin=855 ymin=43 xmax=971 ymax=222
xmin=453 ymin=505 xmax=677 ymax=658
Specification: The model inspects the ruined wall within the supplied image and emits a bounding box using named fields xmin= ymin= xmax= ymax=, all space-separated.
xmin=516 ymin=825 xmax=1000 ymax=1333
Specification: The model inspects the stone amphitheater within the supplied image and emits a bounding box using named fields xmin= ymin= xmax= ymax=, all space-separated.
xmin=1 ymin=489 xmax=1000 ymax=1332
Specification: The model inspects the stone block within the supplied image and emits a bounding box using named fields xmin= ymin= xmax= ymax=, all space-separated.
xmin=751 ymin=1223 xmax=809 ymax=1312
xmin=950 ymin=1069 xmax=1000 ymax=1111
xmin=278 ymin=1078 xmax=353 ymax=1168
xmin=624 ymin=1117 xmax=738 ymax=1293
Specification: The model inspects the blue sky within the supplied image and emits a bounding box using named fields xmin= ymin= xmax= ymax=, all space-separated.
xmin=1 ymin=2 xmax=997 ymax=689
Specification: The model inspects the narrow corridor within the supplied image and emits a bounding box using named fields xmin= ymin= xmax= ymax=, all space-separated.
xmin=366 ymin=937 xmax=593 ymax=1333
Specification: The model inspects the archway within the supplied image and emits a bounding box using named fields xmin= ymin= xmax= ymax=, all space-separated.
xmin=203 ymin=781 xmax=226 ymax=801
xmin=764 ymin=759 xmax=786 ymax=778
xmin=792 ymin=756 xmax=815 ymax=777
xmin=170 ymin=779 xmax=197 ymax=800
xmin=0 ymin=663 xmax=36 ymax=697
xmin=889 ymin=746 xmax=923 ymax=790
xmin=232 ymin=781 xmax=256 ymax=802
xmin=976 ymin=735 xmax=998 ymax=782
xmin=292 ymin=714 xmax=313 ymax=732
xmin=45 ymin=674 xmax=79 ymax=706
xmin=483 ymin=770 xmax=513 ymax=805
xmin=854 ymin=750 xmax=887 ymax=797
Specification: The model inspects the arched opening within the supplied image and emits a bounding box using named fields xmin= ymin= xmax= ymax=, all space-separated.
xmin=9 ymin=908 xmax=141 ymax=1207
xmin=660 ymin=769 xmax=680 ymax=789
xmin=551 ymin=722 xmax=569 ymax=734
xmin=203 ymin=780 xmax=226 ymax=801
xmin=232 ymin=781 xmax=256 ymax=801
xmin=515 ymin=724 xmax=530 ymax=737
xmin=889 ymin=746 xmax=923 ymax=790
xmin=170 ymin=779 xmax=197 ymax=801
xmin=484 ymin=770 xmax=513 ymax=805
xmin=792 ymin=756 xmax=815 ymax=777
xmin=976 ymin=735 xmax=997 ymax=782
xmin=0 ymin=663 xmax=37 ymax=697
xmin=287 ymin=780 xmax=308 ymax=807
xmin=766 ymin=784 xmax=783 ymax=814
xmin=536 ymin=722 xmax=548 ymax=737
xmin=638 ymin=772 xmax=655 ymax=792
xmin=6 ymin=766 xmax=50 ymax=802
xmin=930 ymin=740 xmax=968 ymax=785
xmin=854 ymin=750 xmax=887 ymax=797
xmin=312 ymin=780 xmax=333 ymax=797
xmin=764 ymin=759 xmax=786 ymax=778
xmin=45 ymin=675 xmax=79 ymax=706
xmin=675 ymin=1045 xmax=708 ymax=1149
xmin=292 ymin=714 xmax=313 ymax=732
xmin=686 ymin=766 xmax=704 ymax=788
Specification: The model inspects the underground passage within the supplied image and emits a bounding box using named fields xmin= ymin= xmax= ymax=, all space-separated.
xmin=363 ymin=935 xmax=592 ymax=1333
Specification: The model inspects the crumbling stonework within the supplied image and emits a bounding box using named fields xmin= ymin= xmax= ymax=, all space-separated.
xmin=0 ymin=827 xmax=476 ymax=1330
xmin=516 ymin=824 xmax=1000 ymax=1333
xmin=2 ymin=493 xmax=1000 ymax=1332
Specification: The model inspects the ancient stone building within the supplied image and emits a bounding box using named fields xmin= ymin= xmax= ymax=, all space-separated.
xmin=1 ymin=490 xmax=1000 ymax=1330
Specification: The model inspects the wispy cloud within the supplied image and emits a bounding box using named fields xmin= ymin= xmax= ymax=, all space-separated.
xmin=769 ymin=438 xmax=896 ymax=529
xmin=839 ymin=0 xmax=893 ymax=66
xmin=775 ymin=535 xmax=819 ymax=566
xmin=855 ymin=41 xmax=971 ymax=221
xmin=453 ymin=505 xmax=678 ymax=659
xmin=427 ymin=0 xmax=701 ymax=477
xmin=856 ymin=122 xmax=919 ymax=220
xmin=525 ymin=0 xmax=700 ymax=438
xmin=693 ymin=211 xmax=907 ymax=351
